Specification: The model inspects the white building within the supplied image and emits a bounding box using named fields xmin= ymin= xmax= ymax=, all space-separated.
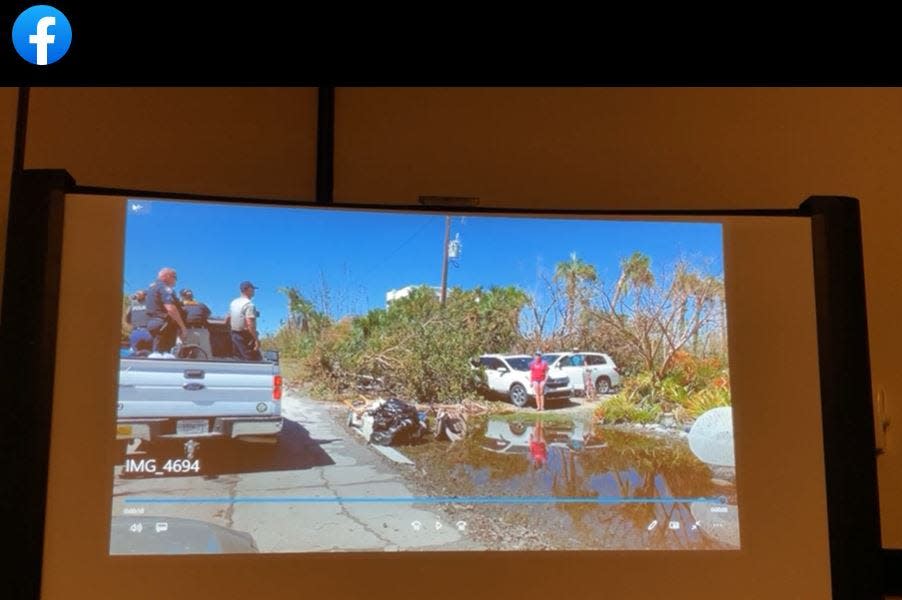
xmin=385 ymin=285 xmax=442 ymax=307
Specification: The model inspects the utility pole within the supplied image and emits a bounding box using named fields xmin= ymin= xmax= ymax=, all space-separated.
xmin=440 ymin=215 xmax=451 ymax=306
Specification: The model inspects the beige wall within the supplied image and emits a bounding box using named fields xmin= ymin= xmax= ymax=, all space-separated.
xmin=25 ymin=87 xmax=318 ymax=200
xmin=2 ymin=87 xmax=900 ymax=585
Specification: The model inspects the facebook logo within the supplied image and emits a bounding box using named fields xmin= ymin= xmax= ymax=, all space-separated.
xmin=12 ymin=6 xmax=72 ymax=66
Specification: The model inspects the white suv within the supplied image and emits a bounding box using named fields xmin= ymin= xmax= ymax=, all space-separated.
xmin=541 ymin=351 xmax=621 ymax=395
xmin=474 ymin=354 xmax=573 ymax=408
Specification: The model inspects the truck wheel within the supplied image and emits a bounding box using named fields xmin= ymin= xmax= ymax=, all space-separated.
xmin=509 ymin=383 xmax=530 ymax=408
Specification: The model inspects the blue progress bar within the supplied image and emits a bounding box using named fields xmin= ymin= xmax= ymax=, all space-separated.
xmin=124 ymin=496 xmax=728 ymax=505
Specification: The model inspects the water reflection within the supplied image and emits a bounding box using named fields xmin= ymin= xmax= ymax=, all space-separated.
xmin=483 ymin=417 xmax=607 ymax=457
xmin=405 ymin=414 xmax=740 ymax=550
xmin=527 ymin=418 xmax=547 ymax=468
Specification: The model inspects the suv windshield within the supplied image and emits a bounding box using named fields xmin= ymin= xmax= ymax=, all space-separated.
xmin=505 ymin=357 xmax=532 ymax=371
xmin=542 ymin=353 xmax=562 ymax=365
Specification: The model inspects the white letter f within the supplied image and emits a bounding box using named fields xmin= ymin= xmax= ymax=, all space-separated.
xmin=29 ymin=16 xmax=56 ymax=66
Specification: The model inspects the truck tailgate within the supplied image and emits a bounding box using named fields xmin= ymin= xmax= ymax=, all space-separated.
xmin=119 ymin=358 xmax=279 ymax=419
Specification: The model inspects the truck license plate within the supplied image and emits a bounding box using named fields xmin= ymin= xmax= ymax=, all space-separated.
xmin=176 ymin=419 xmax=208 ymax=435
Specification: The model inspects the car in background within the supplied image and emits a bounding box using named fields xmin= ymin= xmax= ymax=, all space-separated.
xmin=474 ymin=354 xmax=573 ymax=408
xmin=541 ymin=351 xmax=621 ymax=395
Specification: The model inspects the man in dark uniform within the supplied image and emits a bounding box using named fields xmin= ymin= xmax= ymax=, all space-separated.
xmin=125 ymin=290 xmax=153 ymax=354
xmin=179 ymin=288 xmax=213 ymax=358
xmin=145 ymin=267 xmax=189 ymax=356
xmin=179 ymin=289 xmax=212 ymax=328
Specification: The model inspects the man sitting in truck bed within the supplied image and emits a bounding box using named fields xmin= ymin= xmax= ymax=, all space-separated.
xmin=125 ymin=290 xmax=153 ymax=354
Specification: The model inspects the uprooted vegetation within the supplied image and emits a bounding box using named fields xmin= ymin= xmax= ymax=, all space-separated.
xmin=266 ymin=285 xmax=528 ymax=403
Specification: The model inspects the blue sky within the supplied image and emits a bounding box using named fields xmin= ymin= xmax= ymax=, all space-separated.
xmin=123 ymin=199 xmax=724 ymax=335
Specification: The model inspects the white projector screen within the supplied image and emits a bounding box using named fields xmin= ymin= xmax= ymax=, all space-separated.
xmin=39 ymin=194 xmax=831 ymax=599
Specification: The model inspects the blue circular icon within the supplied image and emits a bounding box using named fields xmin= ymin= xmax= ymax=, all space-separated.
xmin=12 ymin=6 xmax=72 ymax=66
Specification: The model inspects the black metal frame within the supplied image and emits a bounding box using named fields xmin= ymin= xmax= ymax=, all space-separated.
xmin=0 ymin=87 xmax=890 ymax=599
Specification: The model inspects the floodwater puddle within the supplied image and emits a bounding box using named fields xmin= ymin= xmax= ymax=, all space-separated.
xmin=402 ymin=414 xmax=739 ymax=550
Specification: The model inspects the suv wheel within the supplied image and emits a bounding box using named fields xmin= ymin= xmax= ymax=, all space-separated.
xmin=595 ymin=376 xmax=612 ymax=395
xmin=509 ymin=421 xmax=528 ymax=436
xmin=509 ymin=383 xmax=530 ymax=408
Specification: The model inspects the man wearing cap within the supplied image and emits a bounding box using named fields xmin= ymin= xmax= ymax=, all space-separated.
xmin=179 ymin=288 xmax=213 ymax=359
xmin=145 ymin=267 xmax=189 ymax=356
xmin=229 ymin=281 xmax=262 ymax=361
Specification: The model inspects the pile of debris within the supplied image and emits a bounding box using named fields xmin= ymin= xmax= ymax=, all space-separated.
xmin=347 ymin=398 xmax=425 ymax=446
xmin=346 ymin=397 xmax=483 ymax=445
xmin=370 ymin=398 xmax=427 ymax=446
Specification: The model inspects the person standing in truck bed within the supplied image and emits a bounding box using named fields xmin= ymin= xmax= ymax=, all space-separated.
xmin=179 ymin=288 xmax=213 ymax=359
xmin=229 ymin=280 xmax=262 ymax=361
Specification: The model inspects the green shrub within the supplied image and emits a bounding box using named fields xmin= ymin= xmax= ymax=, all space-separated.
xmin=271 ymin=285 xmax=529 ymax=403
xmin=609 ymin=352 xmax=730 ymax=420
xmin=658 ymin=373 xmax=691 ymax=408
xmin=686 ymin=386 xmax=731 ymax=418
xmin=668 ymin=350 xmax=729 ymax=394
xmin=596 ymin=393 xmax=662 ymax=424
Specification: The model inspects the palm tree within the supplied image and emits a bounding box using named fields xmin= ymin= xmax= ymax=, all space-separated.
xmin=554 ymin=253 xmax=598 ymax=338
xmin=671 ymin=262 xmax=702 ymax=339
xmin=280 ymin=286 xmax=328 ymax=334
xmin=611 ymin=251 xmax=655 ymax=309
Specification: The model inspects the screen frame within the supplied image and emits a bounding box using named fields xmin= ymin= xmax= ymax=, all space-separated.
xmin=0 ymin=168 xmax=884 ymax=599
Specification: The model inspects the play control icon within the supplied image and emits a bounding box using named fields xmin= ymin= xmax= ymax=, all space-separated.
xmin=435 ymin=521 xmax=443 ymax=531
xmin=647 ymin=520 xmax=658 ymax=531
xmin=411 ymin=521 xmax=422 ymax=531
xmin=456 ymin=520 xmax=467 ymax=531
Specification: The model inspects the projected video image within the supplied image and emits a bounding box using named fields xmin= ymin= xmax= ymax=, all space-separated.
xmin=111 ymin=200 xmax=738 ymax=553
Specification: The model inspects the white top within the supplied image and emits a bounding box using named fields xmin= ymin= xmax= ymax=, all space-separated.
xmin=229 ymin=296 xmax=257 ymax=332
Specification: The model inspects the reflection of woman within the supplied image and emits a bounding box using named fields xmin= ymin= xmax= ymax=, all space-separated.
xmin=529 ymin=419 xmax=547 ymax=468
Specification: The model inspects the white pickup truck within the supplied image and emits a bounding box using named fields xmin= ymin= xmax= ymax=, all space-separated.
xmin=117 ymin=322 xmax=283 ymax=460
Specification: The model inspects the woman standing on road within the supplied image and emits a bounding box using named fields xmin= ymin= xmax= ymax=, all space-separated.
xmin=529 ymin=350 xmax=549 ymax=411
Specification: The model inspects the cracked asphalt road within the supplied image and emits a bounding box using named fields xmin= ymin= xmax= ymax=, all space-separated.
xmin=111 ymin=393 xmax=483 ymax=552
